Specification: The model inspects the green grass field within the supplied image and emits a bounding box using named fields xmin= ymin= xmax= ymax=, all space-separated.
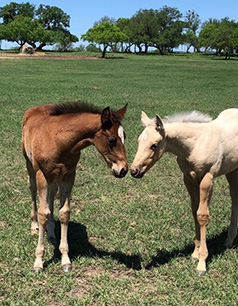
xmin=1 ymin=52 xmax=238 ymax=305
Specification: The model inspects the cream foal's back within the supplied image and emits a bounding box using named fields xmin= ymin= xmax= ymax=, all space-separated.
xmin=164 ymin=108 xmax=238 ymax=179
xmin=211 ymin=108 xmax=238 ymax=176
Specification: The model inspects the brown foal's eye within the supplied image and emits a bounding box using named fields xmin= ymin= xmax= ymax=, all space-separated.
xmin=150 ymin=143 xmax=158 ymax=151
xmin=108 ymin=137 xmax=117 ymax=148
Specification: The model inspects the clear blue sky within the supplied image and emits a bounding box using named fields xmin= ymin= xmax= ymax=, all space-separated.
xmin=1 ymin=0 xmax=238 ymax=48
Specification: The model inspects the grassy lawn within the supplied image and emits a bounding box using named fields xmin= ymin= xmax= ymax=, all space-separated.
xmin=0 ymin=52 xmax=238 ymax=305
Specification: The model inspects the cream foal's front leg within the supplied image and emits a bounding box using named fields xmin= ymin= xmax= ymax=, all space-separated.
xmin=196 ymin=173 xmax=213 ymax=275
xmin=183 ymin=175 xmax=200 ymax=260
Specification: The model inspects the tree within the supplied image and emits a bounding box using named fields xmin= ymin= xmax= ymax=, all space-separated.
xmin=0 ymin=2 xmax=78 ymax=50
xmin=0 ymin=2 xmax=35 ymax=24
xmin=0 ymin=16 xmax=48 ymax=48
xmin=152 ymin=6 xmax=185 ymax=54
xmin=81 ymin=21 xmax=128 ymax=57
xmin=198 ymin=19 xmax=219 ymax=52
xmin=129 ymin=9 xmax=159 ymax=53
xmin=94 ymin=16 xmax=116 ymax=26
xmin=231 ymin=24 xmax=238 ymax=51
xmin=53 ymin=30 xmax=78 ymax=51
xmin=184 ymin=10 xmax=201 ymax=52
xmin=116 ymin=18 xmax=132 ymax=52
xmin=128 ymin=7 xmax=185 ymax=55
xmin=199 ymin=18 xmax=237 ymax=59
xmin=35 ymin=4 xmax=77 ymax=50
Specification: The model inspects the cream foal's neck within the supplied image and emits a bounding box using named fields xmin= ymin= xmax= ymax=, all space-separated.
xmin=164 ymin=121 xmax=211 ymax=158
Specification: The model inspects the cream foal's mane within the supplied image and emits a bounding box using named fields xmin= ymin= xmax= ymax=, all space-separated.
xmin=163 ymin=110 xmax=212 ymax=123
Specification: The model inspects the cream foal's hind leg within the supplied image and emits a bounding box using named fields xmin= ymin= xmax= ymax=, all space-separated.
xmin=196 ymin=173 xmax=213 ymax=275
xmin=225 ymin=169 xmax=238 ymax=248
xmin=183 ymin=175 xmax=200 ymax=260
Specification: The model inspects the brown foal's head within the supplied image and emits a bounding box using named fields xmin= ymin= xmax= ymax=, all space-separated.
xmin=94 ymin=104 xmax=128 ymax=178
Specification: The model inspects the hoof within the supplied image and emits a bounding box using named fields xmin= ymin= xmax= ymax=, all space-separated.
xmin=62 ymin=264 xmax=72 ymax=272
xmin=196 ymin=270 xmax=205 ymax=276
xmin=32 ymin=267 xmax=43 ymax=273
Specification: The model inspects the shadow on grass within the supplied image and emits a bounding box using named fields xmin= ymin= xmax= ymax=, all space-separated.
xmin=45 ymin=223 xmax=238 ymax=272
xmin=44 ymin=221 xmax=142 ymax=270
xmin=145 ymin=229 xmax=238 ymax=270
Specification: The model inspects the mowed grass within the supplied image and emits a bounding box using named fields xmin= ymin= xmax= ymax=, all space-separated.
xmin=1 ymin=53 xmax=238 ymax=305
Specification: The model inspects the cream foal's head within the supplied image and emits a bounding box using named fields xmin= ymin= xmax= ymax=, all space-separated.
xmin=130 ymin=111 xmax=166 ymax=178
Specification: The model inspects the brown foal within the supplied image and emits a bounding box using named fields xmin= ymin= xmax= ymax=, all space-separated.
xmin=22 ymin=102 xmax=128 ymax=272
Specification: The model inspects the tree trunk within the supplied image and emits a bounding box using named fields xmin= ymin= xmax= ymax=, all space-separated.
xmin=158 ymin=46 xmax=164 ymax=55
xmin=186 ymin=44 xmax=192 ymax=53
xmin=144 ymin=43 xmax=149 ymax=54
xmin=137 ymin=44 xmax=142 ymax=54
xmin=102 ymin=45 xmax=108 ymax=58
xmin=36 ymin=42 xmax=46 ymax=51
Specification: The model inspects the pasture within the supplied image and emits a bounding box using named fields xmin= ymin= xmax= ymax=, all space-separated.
xmin=0 ymin=52 xmax=238 ymax=305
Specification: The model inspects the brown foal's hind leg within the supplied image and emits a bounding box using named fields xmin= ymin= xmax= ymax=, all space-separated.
xmin=26 ymin=159 xmax=38 ymax=235
xmin=46 ymin=183 xmax=58 ymax=245
xmin=196 ymin=173 xmax=213 ymax=275
xmin=33 ymin=170 xmax=51 ymax=273
xmin=225 ymin=169 xmax=238 ymax=248
xmin=183 ymin=175 xmax=200 ymax=260
xmin=58 ymin=171 xmax=76 ymax=272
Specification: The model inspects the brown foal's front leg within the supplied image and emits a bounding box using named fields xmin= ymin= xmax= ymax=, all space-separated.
xmin=58 ymin=171 xmax=75 ymax=272
xmin=196 ymin=172 xmax=213 ymax=275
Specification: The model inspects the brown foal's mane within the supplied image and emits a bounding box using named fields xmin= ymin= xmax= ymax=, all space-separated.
xmin=49 ymin=101 xmax=102 ymax=116
xmin=49 ymin=101 xmax=122 ymax=122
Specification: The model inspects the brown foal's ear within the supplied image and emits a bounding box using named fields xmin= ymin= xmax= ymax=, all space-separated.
xmin=155 ymin=114 xmax=164 ymax=132
xmin=114 ymin=103 xmax=128 ymax=120
xmin=101 ymin=106 xmax=112 ymax=130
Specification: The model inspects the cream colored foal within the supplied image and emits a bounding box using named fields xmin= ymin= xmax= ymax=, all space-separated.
xmin=131 ymin=109 xmax=238 ymax=274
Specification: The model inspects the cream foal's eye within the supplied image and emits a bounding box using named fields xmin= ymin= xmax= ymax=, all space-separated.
xmin=150 ymin=143 xmax=158 ymax=151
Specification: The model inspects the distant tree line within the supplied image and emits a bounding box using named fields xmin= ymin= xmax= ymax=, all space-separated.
xmin=0 ymin=2 xmax=238 ymax=59
xmin=82 ymin=8 xmax=238 ymax=58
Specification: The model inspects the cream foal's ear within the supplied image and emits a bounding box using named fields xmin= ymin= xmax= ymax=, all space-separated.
xmin=155 ymin=114 xmax=164 ymax=131
xmin=141 ymin=111 xmax=152 ymax=126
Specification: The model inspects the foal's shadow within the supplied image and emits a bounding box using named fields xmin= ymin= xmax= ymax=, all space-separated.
xmin=45 ymin=224 xmax=237 ymax=272
xmin=145 ymin=229 xmax=238 ymax=270
xmin=44 ymin=221 xmax=142 ymax=270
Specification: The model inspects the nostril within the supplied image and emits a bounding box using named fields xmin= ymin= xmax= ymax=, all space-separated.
xmin=119 ymin=167 xmax=127 ymax=178
xmin=130 ymin=168 xmax=139 ymax=177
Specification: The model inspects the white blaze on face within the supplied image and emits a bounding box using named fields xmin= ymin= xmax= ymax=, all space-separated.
xmin=118 ymin=125 xmax=125 ymax=144
xmin=141 ymin=130 xmax=148 ymax=141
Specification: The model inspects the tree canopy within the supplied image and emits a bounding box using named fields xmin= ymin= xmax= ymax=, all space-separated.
xmin=0 ymin=2 xmax=78 ymax=49
xmin=198 ymin=18 xmax=238 ymax=58
xmin=81 ymin=21 xmax=128 ymax=57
